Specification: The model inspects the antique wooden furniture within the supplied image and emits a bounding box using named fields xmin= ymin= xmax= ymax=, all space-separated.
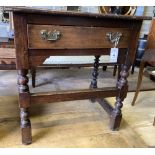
xmin=7 ymin=7 xmax=151 ymax=145
xmin=131 ymin=49 xmax=155 ymax=106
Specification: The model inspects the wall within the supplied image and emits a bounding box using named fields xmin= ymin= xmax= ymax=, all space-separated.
xmin=140 ymin=6 xmax=154 ymax=38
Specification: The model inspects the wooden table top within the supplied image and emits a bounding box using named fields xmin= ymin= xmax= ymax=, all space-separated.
xmin=5 ymin=7 xmax=152 ymax=21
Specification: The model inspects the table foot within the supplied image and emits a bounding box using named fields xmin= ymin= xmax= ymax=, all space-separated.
xmin=21 ymin=127 xmax=32 ymax=145
xmin=110 ymin=111 xmax=122 ymax=130
xmin=20 ymin=108 xmax=32 ymax=145
xmin=89 ymin=98 xmax=96 ymax=103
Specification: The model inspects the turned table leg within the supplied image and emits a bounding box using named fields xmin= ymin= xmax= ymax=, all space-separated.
xmin=102 ymin=66 xmax=107 ymax=71
xmin=110 ymin=64 xmax=129 ymax=130
xmin=90 ymin=55 xmax=100 ymax=89
xmin=30 ymin=67 xmax=36 ymax=88
xmin=89 ymin=55 xmax=100 ymax=102
xmin=113 ymin=65 xmax=117 ymax=77
xmin=18 ymin=69 xmax=32 ymax=145
xmin=102 ymin=65 xmax=117 ymax=76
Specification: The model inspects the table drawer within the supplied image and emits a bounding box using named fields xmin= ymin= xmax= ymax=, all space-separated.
xmin=28 ymin=24 xmax=131 ymax=49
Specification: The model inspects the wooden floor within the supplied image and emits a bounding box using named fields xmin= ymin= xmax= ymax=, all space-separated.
xmin=0 ymin=69 xmax=155 ymax=147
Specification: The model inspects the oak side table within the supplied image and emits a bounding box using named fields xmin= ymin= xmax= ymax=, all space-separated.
xmin=7 ymin=7 xmax=151 ymax=144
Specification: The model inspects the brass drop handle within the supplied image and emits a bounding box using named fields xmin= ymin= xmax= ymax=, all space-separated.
xmin=106 ymin=32 xmax=122 ymax=47
xmin=40 ymin=29 xmax=61 ymax=41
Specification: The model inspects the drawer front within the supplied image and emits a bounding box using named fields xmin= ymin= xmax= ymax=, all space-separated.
xmin=28 ymin=24 xmax=131 ymax=49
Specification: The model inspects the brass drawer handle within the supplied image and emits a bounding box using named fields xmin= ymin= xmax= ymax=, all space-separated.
xmin=40 ymin=30 xmax=61 ymax=41
xmin=106 ymin=32 xmax=122 ymax=47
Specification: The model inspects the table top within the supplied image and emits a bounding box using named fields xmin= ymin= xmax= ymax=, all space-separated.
xmin=6 ymin=7 xmax=152 ymax=21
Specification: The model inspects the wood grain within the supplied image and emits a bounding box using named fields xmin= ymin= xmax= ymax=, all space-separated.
xmin=28 ymin=25 xmax=130 ymax=49
xmin=31 ymin=87 xmax=117 ymax=104
xmin=5 ymin=7 xmax=152 ymax=21
xmin=13 ymin=13 xmax=29 ymax=69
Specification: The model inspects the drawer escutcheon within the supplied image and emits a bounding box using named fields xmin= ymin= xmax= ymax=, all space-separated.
xmin=106 ymin=32 xmax=122 ymax=47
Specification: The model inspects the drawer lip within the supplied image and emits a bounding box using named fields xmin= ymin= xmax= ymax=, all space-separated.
xmin=28 ymin=24 xmax=131 ymax=49
xmin=28 ymin=48 xmax=127 ymax=56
